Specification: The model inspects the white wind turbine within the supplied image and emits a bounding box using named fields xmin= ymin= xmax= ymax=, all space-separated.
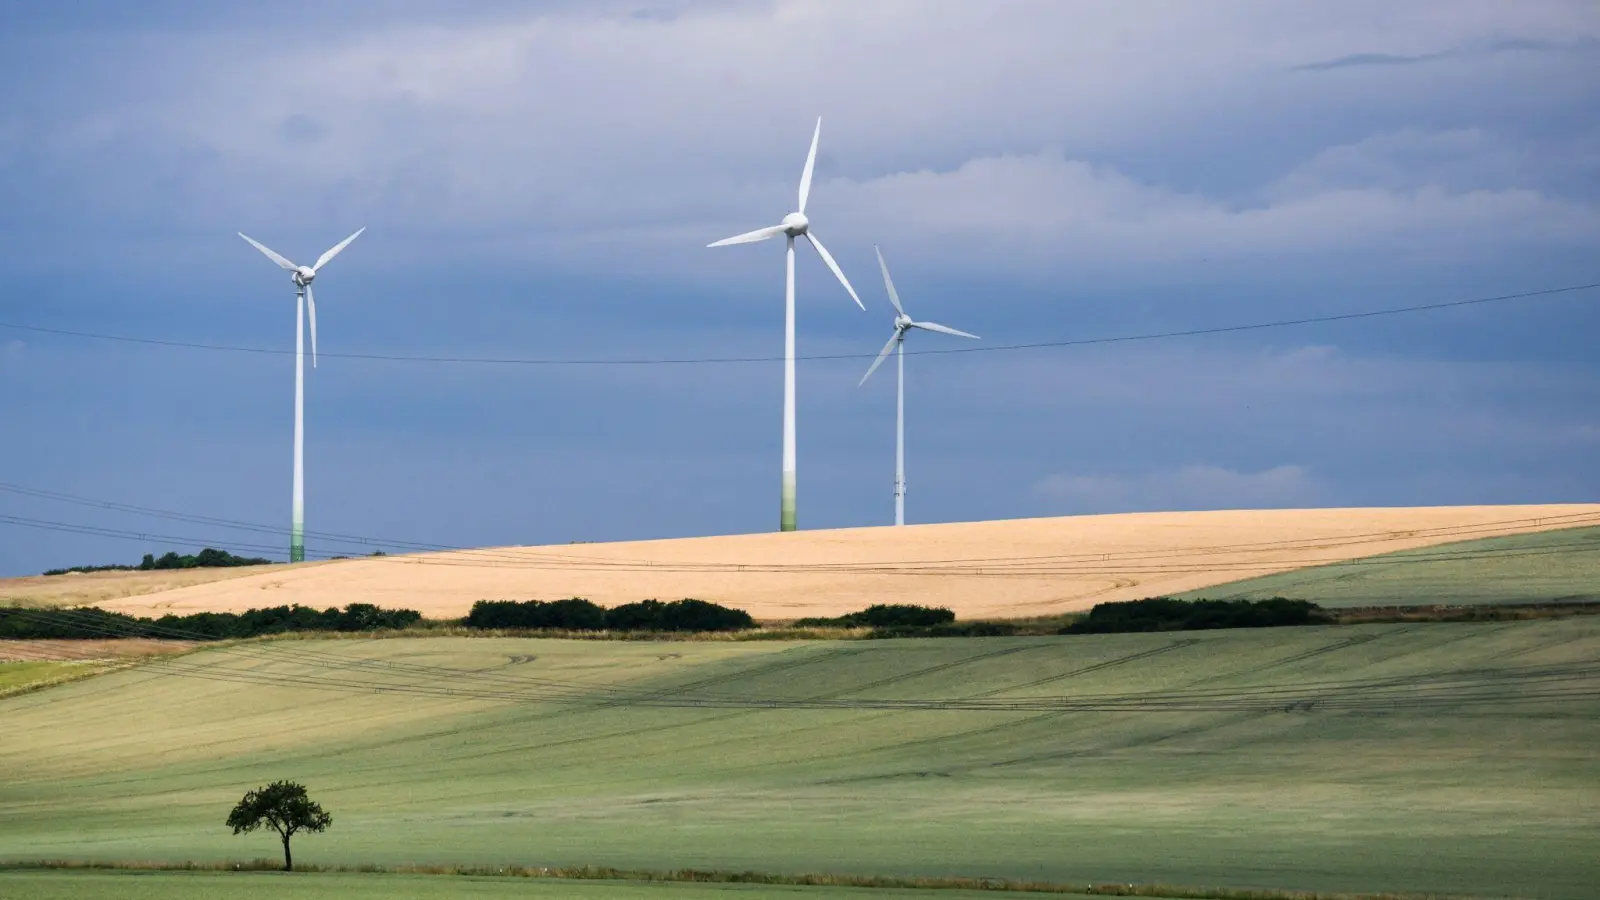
xmin=708 ymin=117 xmax=862 ymax=532
xmin=859 ymin=246 xmax=978 ymax=526
xmin=237 ymin=227 xmax=365 ymax=562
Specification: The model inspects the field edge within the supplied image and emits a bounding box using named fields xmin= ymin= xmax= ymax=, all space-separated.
xmin=0 ymin=858 xmax=1504 ymax=900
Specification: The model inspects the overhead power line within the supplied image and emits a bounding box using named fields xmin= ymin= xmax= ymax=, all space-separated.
xmin=0 ymin=281 xmax=1594 ymax=368
xmin=12 ymin=479 xmax=1595 ymax=570
xmin=3 ymin=501 xmax=1599 ymax=579
xmin=5 ymin=478 xmax=1600 ymax=576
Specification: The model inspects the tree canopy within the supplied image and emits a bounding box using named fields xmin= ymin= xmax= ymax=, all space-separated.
xmin=226 ymin=781 xmax=332 ymax=871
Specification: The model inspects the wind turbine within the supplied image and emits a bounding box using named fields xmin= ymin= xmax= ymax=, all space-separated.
xmin=708 ymin=117 xmax=862 ymax=532
xmin=237 ymin=227 xmax=365 ymax=562
xmin=859 ymin=246 xmax=977 ymax=526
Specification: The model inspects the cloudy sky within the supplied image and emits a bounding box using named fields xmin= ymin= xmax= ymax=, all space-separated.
xmin=1 ymin=0 xmax=1597 ymax=574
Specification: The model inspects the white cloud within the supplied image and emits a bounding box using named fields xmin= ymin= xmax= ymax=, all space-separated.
xmin=820 ymin=149 xmax=1599 ymax=270
xmin=5 ymin=1 xmax=1597 ymax=278
xmin=1032 ymin=464 xmax=1325 ymax=514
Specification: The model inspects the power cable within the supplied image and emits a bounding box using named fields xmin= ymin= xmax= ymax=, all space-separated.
xmin=1 ymin=282 xmax=1593 ymax=367
xmin=7 ymin=509 xmax=1600 ymax=578
xmin=5 ymin=480 xmax=1600 ymax=576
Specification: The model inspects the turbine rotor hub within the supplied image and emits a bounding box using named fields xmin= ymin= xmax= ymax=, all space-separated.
xmin=894 ymin=314 xmax=913 ymax=330
xmin=293 ymin=266 xmax=316 ymax=286
xmin=781 ymin=211 xmax=809 ymax=236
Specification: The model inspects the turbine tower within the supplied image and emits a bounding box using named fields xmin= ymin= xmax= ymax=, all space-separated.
xmin=708 ymin=117 xmax=862 ymax=532
xmin=237 ymin=227 xmax=365 ymax=562
xmin=859 ymin=246 xmax=978 ymax=526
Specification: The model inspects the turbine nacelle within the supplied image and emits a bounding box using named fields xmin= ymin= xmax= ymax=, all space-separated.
xmin=239 ymin=227 xmax=364 ymax=372
xmin=781 ymin=211 xmax=810 ymax=236
xmin=859 ymin=246 xmax=979 ymax=387
xmin=705 ymin=118 xmax=861 ymax=309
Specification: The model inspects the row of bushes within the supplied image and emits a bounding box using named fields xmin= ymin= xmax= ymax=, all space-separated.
xmin=827 ymin=598 xmax=1329 ymax=639
xmin=465 ymin=598 xmax=754 ymax=633
xmin=0 ymin=603 xmax=421 ymax=641
xmin=44 ymin=548 xmax=274 ymax=576
xmin=1062 ymin=597 xmax=1329 ymax=634
xmin=0 ymin=596 xmax=1332 ymax=642
xmin=794 ymin=604 xmax=956 ymax=629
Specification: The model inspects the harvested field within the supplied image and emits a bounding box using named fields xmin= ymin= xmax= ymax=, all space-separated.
xmin=0 ymin=640 xmax=195 ymax=697
xmin=0 ymin=640 xmax=196 ymax=662
xmin=94 ymin=504 xmax=1600 ymax=621
xmin=0 ymin=567 xmax=292 ymax=609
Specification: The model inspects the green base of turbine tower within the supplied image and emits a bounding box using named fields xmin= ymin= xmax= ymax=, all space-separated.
xmin=780 ymin=473 xmax=796 ymax=532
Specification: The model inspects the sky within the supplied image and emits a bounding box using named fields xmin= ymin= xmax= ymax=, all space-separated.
xmin=1 ymin=0 xmax=1597 ymax=575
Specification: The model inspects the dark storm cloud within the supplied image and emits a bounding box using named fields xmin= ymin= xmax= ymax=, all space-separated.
xmin=0 ymin=0 xmax=1596 ymax=574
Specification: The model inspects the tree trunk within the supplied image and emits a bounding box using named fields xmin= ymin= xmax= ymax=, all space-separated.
xmin=282 ymin=833 xmax=293 ymax=872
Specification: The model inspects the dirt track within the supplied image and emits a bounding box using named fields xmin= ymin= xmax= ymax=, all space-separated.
xmin=83 ymin=504 xmax=1600 ymax=621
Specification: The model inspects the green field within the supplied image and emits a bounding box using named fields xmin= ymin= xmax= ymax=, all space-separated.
xmin=0 ymin=662 xmax=72 ymax=691
xmin=2 ymin=624 xmax=1597 ymax=899
xmin=0 ymin=661 xmax=105 ymax=695
xmin=1176 ymin=524 xmax=1600 ymax=607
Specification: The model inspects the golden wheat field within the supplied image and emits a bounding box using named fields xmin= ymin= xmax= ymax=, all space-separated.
xmin=0 ymin=567 xmax=286 ymax=609
xmin=54 ymin=504 xmax=1597 ymax=620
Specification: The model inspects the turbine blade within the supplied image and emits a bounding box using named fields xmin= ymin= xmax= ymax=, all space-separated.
xmin=314 ymin=226 xmax=365 ymax=271
xmin=874 ymin=245 xmax=904 ymax=316
xmin=798 ymin=116 xmax=821 ymax=214
xmin=911 ymin=320 xmax=979 ymax=340
xmin=707 ymin=224 xmax=785 ymax=247
xmin=803 ymin=232 xmax=863 ymax=309
xmin=859 ymin=330 xmax=901 ymax=386
xmin=305 ymin=285 xmax=319 ymax=368
xmin=238 ymin=233 xmax=297 ymax=271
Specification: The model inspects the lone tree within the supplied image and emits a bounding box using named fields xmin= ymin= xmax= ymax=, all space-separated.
xmin=226 ymin=781 xmax=332 ymax=871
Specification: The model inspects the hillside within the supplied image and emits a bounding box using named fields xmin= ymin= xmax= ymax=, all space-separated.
xmin=1177 ymin=523 xmax=1600 ymax=606
xmin=86 ymin=504 xmax=1600 ymax=620
xmin=1 ymin=621 xmax=1596 ymax=897
xmin=0 ymin=566 xmax=298 ymax=610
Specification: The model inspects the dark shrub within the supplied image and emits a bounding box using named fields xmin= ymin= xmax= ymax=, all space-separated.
xmin=542 ymin=598 xmax=607 ymax=630
xmin=606 ymin=598 xmax=754 ymax=632
xmin=334 ymin=602 xmax=421 ymax=632
xmin=867 ymin=620 xmax=1017 ymax=639
xmin=43 ymin=547 xmax=273 ymax=576
xmin=795 ymin=604 xmax=955 ymax=628
xmin=140 ymin=548 xmax=273 ymax=571
xmin=464 ymin=598 xmax=606 ymax=630
xmin=1062 ymin=597 xmax=1328 ymax=634
xmin=0 ymin=603 xmax=424 ymax=640
xmin=852 ymin=604 xmax=955 ymax=628
xmin=603 ymin=599 xmax=667 ymax=631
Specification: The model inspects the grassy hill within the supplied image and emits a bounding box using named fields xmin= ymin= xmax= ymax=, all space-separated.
xmin=2 ymin=623 xmax=1597 ymax=898
xmin=1176 ymin=524 xmax=1600 ymax=607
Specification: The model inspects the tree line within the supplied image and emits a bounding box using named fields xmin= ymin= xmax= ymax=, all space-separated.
xmin=44 ymin=547 xmax=274 ymax=576
xmin=0 ymin=597 xmax=760 ymax=640
xmin=464 ymin=598 xmax=754 ymax=632
xmin=0 ymin=603 xmax=422 ymax=640
xmin=0 ymin=595 xmax=1337 ymax=643
xmin=1061 ymin=597 xmax=1328 ymax=633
